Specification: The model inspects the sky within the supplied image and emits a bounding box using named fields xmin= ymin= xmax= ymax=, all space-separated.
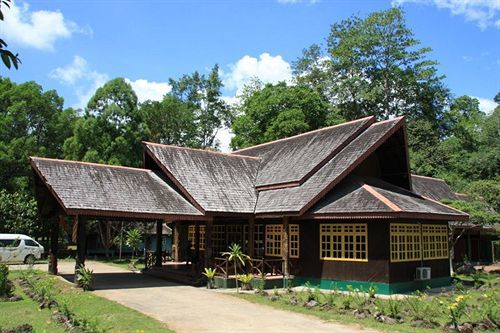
xmin=1 ymin=0 xmax=499 ymax=150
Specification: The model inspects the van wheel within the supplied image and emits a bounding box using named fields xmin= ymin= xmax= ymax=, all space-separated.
xmin=24 ymin=254 xmax=35 ymax=265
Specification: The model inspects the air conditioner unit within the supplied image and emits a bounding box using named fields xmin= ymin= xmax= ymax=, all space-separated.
xmin=416 ymin=267 xmax=431 ymax=281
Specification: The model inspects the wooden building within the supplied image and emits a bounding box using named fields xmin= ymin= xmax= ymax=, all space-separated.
xmin=31 ymin=116 xmax=468 ymax=294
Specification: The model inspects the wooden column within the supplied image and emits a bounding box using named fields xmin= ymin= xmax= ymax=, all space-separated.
xmin=282 ymin=216 xmax=290 ymax=276
xmin=195 ymin=223 xmax=200 ymax=260
xmin=48 ymin=216 xmax=60 ymax=275
xmin=74 ymin=215 xmax=86 ymax=283
xmin=204 ymin=218 xmax=213 ymax=268
xmin=173 ymin=221 xmax=181 ymax=262
xmin=155 ymin=221 xmax=163 ymax=267
xmin=248 ymin=217 xmax=255 ymax=257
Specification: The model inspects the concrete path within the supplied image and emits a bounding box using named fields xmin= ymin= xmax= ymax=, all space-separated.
xmin=42 ymin=261 xmax=381 ymax=333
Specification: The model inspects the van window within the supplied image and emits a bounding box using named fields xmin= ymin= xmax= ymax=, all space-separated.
xmin=25 ymin=239 xmax=38 ymax=247
xmin=0 ymin=239 xmax=21 ymax=247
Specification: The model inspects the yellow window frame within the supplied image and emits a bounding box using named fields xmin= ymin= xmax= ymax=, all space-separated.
xmin=319 ymin=223 xmax=368 ymax=262
xmin=390 ymin=223 xmax=421 ymax=262
xmin=188 ymin=225 xmax=205 ymax=250
xmin=264 ymin=224 xmax=300 ymax=258
xmin=422 ymin=224 xmax=448 ymax=260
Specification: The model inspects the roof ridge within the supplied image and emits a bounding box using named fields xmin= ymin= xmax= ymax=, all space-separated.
xmin=411 ymin=174 xmax=447 ymax=182
xmin=420 ymin=195 xmax=469 ymax=216
xmin=143 ymin=141 xmax=261 ymax=160
xmin=30 ymin=157 xmax=150 ymax=172
xmin=233 ymin=116 xmax=375 ymax=153
xmin=361 ymin=183 xmax=402 ymax=212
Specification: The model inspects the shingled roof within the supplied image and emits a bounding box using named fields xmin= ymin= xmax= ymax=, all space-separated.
xmin=144 ymin=143 xmax=260 ymax=214
xmin=310 ymin=176 xmax=468 ymax=220
xmin=31 ymin=157 xmax=202 ymax=219
xmin=234 ymin=116 xmax=375 ymax=189
xmin=254 ymin=117 xmax=406 ymax=215
xmin=411 ymin=174 xmax=460 ymax=201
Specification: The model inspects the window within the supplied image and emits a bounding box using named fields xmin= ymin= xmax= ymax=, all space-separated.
xmin=390 ymin=223 xmax=421 ymax=262
xmin=422 ymin=224 xmax=448 ymax=259
xmin=0 ymin=239 xmax=20 ymax=248
xmin=187 ymin=225 xmax=205 ymax=250
xmin=265 ymin=225 xmax=282 ymax=257
xmin=227 ymin=224 xmax=243 ymax=247
xmin=24 ymin=240 xmax=38 ymax=247
xmin=212 ymin=224 xmax=226 ymax=255
xmin=289 ymin=224 xmax=300 ymax=258
xmin=320 ymin=224 xmax=368 ymax=261
xmin=243 ymin=224 xmax=264 ymax=257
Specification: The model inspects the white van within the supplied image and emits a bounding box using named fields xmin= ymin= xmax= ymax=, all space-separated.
xmin=0 ymin=234 xmax=44 ymax=264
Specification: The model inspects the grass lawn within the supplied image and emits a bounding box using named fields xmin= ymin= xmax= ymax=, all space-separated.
xmin=1 ymin=270 xmax=173 ymax=333
xmin=231 ymin=278 xmax=499 ymax=333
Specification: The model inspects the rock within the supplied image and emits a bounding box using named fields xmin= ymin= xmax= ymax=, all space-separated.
xmin=455 ymin=263 xmax=476 ymax=275
xmin=374 ymin=314 xmax=397 ymax=324
xmin=268 ymin=295 xmax=279 ymax=302
xmin=458 ymin=323 xmax=473 ymax=333
xmin=304 ymin=300 xmax=318 ymax=308
xmin=353 ymin=310 xmax=368 ymax=319
xmin=1 ymin=324 xmax=33 ymax=333
xmin=8 ymin=295 xmax=22 ymax=302
xmin=289 ymin=296 xmax=299 ymax=306
xmin=319 ymin=303 xmax=332 ymax=311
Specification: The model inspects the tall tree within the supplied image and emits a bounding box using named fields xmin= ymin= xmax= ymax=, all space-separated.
xmin=293 ymin=7 xmax=449 ymax=129
xmin=169 ymin=65 xmax=231 ymax=149
xmin=230 ymin=82 xmax=337 ymax=149
xmin=0 ymin=77 xmax=77 ymax=193
xmin=63 ymin=78 xmax=150 ymax=167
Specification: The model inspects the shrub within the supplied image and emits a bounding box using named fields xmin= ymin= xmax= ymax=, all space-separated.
xmin=444 ymin=294 xmax=469 ymax=330
xmin=0 ymin=263 xmax=13 ymax=298
xmin=480 ymin=292 xmax=498 ymax=324
xmin=367 ymin=284 xmax=378 ymax=298
xmin=347 ymin=286 xmax=368 ymax=311
xmin=404 ymin=291 xmax=437 ymax=320
xmin=76 ymin=266 xmax=94 ymax=291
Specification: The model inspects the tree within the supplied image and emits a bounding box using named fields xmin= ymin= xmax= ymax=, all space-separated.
xmin=63 ymin=78 xmax=150 ymax=167
xmin=230 ymin=82 xmax=337 ymax=149
xmin=0 ymin=0 xmax=20 ymax=70
xmin=0 ymin=77 xmax=77 ymax=194
xmin=293 ymin=7 xmax=449 ymax=129
xmin=0 ymin=190 xmax=39 ymax=235
xmin=221 ymin=243 xmax=250 ymax=293
xmin=141 ymin=95 xmax=196 ymax=146
xmin=169 ymin=65 xmax=231 ymax=149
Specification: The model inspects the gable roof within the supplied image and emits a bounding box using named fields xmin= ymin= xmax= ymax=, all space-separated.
xmin=31 ymin=157 xmax=202 ymax=219
xmin=144 ymin=143 xmax=260 ymax=214
xmin=309 ymin=176 xmax=468 ymax=220
xmin=254 ymin=117 xmax=406 ymax=215
xmin=234 ymin=116 xmax=375 ymax=189
xmin=411 ymin=174 xmax=460 ymax=201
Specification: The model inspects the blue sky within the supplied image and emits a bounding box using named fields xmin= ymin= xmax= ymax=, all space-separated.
xmin=1 ymin=0 xmax=499 ymax=148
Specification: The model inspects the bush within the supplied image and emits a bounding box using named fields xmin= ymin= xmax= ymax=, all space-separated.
xmin=76 ymin=266 xmax=94 ymax=291
xmin=0 ymin=264 xmax=13 ymax=298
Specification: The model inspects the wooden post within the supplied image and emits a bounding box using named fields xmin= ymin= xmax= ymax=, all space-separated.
xmin=74 ymin=215 xmax=86 ymax=283
xmin=173 ymin=221 xmax=181 ymax=262
xmin=48 ymin=216 xmax=60 ymax=275
xmin=195 ymin=223 xmax=201 ymax=270
xmin=248 ymin=217 xmax=255 ymax=258
xmin=204 ymin=219 xmax=213 ymax=268
xmin=155 ymin=221 xmax=163 ymax=267
xmin=282 ymin=217 xmax=289 ymax=276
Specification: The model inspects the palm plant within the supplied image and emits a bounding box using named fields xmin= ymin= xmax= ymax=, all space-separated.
xmin=222 ymin=243 xmax=250 ymax=293
xmin=125 ymin=228 xmax=142 ymax=260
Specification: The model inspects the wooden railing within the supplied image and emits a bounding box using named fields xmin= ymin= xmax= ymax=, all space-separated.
xmin=213 ymin=256 xmax=284 ymax=278
xmin=144 ymin=250 xmax=171 ymax=270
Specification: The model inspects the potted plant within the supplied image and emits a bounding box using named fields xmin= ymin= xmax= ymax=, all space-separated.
xmin=202 ymin=267 xmax=216 ymax=289
xmin=238 ymin=273 xmax=253 ymax=291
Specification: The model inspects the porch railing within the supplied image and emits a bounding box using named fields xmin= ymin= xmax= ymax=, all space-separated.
xmin=213 ymin=256 xmax=284 ymax=278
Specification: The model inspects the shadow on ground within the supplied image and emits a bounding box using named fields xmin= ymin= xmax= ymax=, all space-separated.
xmin=60 ymin=272 xmax=183 ymax=290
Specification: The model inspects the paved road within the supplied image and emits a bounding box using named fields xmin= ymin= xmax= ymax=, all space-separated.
xmin=37 ymin=261 xmax=381 ymax=333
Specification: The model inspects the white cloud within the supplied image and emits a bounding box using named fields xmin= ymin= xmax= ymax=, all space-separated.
xmin=473 ymin=96 xmax=497 ymax=114
xmin=124 ymin=79 xmax=171 ymax=104
xmin=215 ymin=127 xmax=233 ymax=152
xmin=50 ymin=56 xmax=108 ymax=109
xmin=223 ymin=53 xmax=292 ymax=95
xmin=393 ymin=0 xmax=500 ymax=30
xmin=3 ymin=1 xmax=91 ymax=51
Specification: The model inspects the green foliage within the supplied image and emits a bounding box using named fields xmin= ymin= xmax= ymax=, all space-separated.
xmin=76 ymin=266 xmax=94 ymax=291
xmin=0 ymin=0 xmax=21 ymax=70
xmin=294 ymin=7 xmax=448 ymax=126
xmin=238 ymin=273 xmax=253 ymax=285
xmin=0 ymin=190 xmax=39 ymax=235
xmin=169 ymin=64 xmax=231 ymax=149
xmin=444 ymin=199 xmax=499 ymax=226
xmin=230 ymin=82 xmax=335 ymax=149
xmin=222 ymin=243 xmax=250 ymax=292
xmin=125 ymin=228 xmax=142 ymax=259
xmin=202 ymin=267 xmax=216 ymax=280
xmin=0 ymin=263 xmax=12 ymax=297
xmin=63 ymin=78 xmax=149 ymax=167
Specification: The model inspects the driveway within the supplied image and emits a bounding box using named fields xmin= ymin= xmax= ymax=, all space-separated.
xmin=51 ymin=261 xmax=380 ymax=333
